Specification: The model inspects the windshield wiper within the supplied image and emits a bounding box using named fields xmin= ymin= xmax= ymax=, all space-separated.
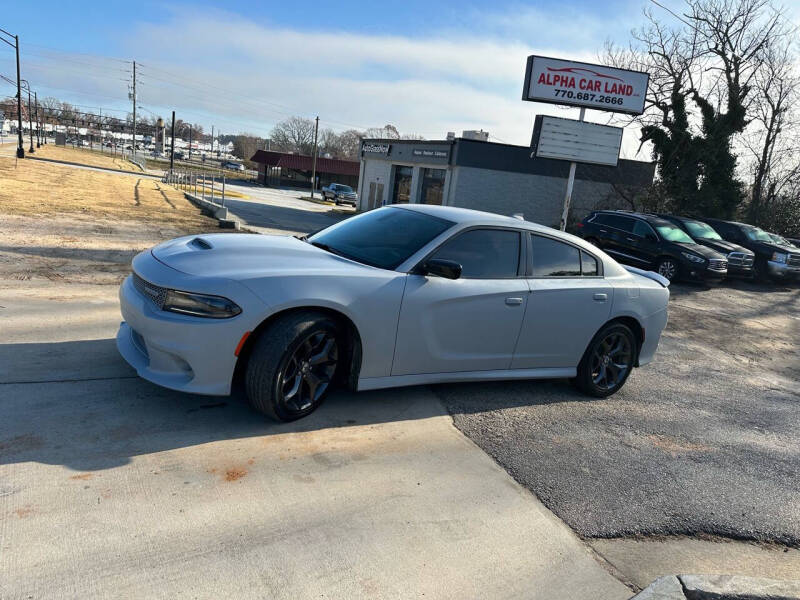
xmin=309 ymin=241 xmax=380 ymax=268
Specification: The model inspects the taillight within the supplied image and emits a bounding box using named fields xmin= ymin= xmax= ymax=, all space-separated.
xmin=576 ymin=222 xmax=584 ymax=228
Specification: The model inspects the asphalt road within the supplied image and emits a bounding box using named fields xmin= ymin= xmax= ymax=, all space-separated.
xmin=436 ymin=278 xmax=800 ymax=546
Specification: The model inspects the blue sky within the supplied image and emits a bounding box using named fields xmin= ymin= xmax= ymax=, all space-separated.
xmin=2 ymin=0 xmax=798 ymax=153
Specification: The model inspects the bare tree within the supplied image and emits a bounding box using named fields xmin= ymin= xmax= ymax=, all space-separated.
xmin=270 ymin=116 xmax=316 ymax=154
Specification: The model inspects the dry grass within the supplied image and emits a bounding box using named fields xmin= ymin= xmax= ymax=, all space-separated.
xmin=0 ymin=153 xmax=225 ymax=285
xmin=33 ymin=144 xmax=141 ymax=172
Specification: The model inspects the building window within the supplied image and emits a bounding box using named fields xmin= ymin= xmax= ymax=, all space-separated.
xmin=391 ymin=165 xmax=413 ymax=204
xmin=421 ymin=168 xmax=446 ymax=205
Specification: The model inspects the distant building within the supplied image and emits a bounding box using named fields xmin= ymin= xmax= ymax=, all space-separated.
xmin=357 ymin=137 xmax=655 ymax=227
xmin=250 ymin=150 xmax=360 ymax=189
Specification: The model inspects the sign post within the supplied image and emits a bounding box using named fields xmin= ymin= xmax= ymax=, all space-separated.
xmin=522 ymin=55 xmax=649 ymax=230
xmin=560 ymin=107 xmax=584 ymax=231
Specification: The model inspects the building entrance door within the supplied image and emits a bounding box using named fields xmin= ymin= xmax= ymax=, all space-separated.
xmin=421 ymin=168 xmax=446 ymax=205
xmin=391 ymin=166 xmax=413 ymax=204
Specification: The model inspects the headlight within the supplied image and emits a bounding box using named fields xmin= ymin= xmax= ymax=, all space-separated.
xmin=772 ymin=252 xmax=787 ymax=263
xmin=681 ymin=252 xmax=705 ymax=264
xmin=163 ymin=289 xmax=242 ymax=318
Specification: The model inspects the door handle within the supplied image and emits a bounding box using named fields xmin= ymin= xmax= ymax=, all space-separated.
xmin=599 ymin=229 xmax=608 ymax=233
xmin=593 ymin=293 xmax=608 ymax=302
xmin=626 ymin=237 xmax=636 ymax=242
xmin=505 ymin=297 xmax=524 ymax=306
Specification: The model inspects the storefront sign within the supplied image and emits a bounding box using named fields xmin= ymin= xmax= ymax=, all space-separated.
xmin=532 ymin=115 xmax=622 ymax=166
xmin=363 ymin=143 xmax=391 ymax=154
xmin=412 ymin=149 xmax=448 ymax=159
xmin=522 ymin=55 xmax=649 ymax=115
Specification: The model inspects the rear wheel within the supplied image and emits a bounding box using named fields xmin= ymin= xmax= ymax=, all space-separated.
xmin=245 ymin=312 xmax=342 ymax=422
xmin=656 ymin=257 xmax=679 ymax=282
xmin=575 ymin=323 xmax=636 ymax=397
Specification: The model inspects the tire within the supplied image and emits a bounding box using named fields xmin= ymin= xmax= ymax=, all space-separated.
xmin=574 ymin=322 xmax=637 ymax=398
xmin=245 ymin=312 xmax=342 ymax=422
xmin=656 ymin=256 xmax=680 ymax=282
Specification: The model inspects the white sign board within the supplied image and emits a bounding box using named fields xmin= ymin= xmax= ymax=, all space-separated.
xmin=533 ymin=116 xmax=623 ymax=166
xmin=523 ymin=55 xmax=649 ymax=115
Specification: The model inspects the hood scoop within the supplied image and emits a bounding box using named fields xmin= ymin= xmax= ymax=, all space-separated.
xmin=190 ymin=237 xmax=213 ymax=250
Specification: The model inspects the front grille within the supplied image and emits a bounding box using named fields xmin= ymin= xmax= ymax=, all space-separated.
xmin=132 ymin=273 xmax=168 ymax=309
xmin=788 ymin=254 xmax=800 ymax=268
xmin=708 ymin=259 xmax=728 ymax=271
xmin=727 ymin=252 xmax=754 ymax=268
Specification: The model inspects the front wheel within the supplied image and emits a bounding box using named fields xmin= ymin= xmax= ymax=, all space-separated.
xmin=574 ymin=323 xmax=636 ymax=397
xmin=656 ymin=257 xmax=679 ymax=282
xmin=245 ymin=312 xmax=342 ymax=422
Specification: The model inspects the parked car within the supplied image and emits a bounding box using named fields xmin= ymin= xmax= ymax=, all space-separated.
xmin=657 ymin=215 xmax=755 ymax=278
xmin=322 ymin=183 xmax=358 ymax=206
xmin=700 ymin=218 xmax=800 ymax=282
xmin=787 ymin=237 xmax=800 ymax=248
xmin=173 ymin=151 xmax=185 ymax=160
xmin=116 ymin=205 xmax=670 ymax=422
xmin=222 ymin=161 xmax=245 ymax=171
xmin=766 ymin=232 xmax=799 ymax=249
xmin=577 ymin=210 xmax=728 ymax=283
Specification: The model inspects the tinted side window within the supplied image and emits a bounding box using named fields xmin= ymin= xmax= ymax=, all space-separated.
xmin=632 ymin=220 xmax=654 ymax=238
xmin=591 ymin=213 xmax=610 ymax=225
xmin=604 ymin=214 xmax=634 ymax=232
xmin=531 ymin=235 xmax=581 ymax=277
xmin=581 ymin=251 xmax=599 ymax=276
xmin=431 ymin=229 xmax=520 ymax=279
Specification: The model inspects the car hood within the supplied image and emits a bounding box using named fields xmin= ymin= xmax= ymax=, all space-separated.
xmin=695 ymin=238 xmax=751 ymax=255
xmin=673 ymin=242 xmax=724 ymax=259
xmin=151 ymin=233 xmax=373 ymax=280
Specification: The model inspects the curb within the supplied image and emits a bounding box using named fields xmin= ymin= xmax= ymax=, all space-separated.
xmin=183 ymin=192 xmax=240 ymax=230
xmin=632 ymin=575 xmax=800 ymax=600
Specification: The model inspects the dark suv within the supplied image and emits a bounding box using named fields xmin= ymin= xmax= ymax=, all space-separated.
xmin=657 ymin=215 xmax=755 ymax=278
xmin=578 ymin=210 xmax=728 ymax=283
xmin=700 ymin=218 xmax=800 ymax=282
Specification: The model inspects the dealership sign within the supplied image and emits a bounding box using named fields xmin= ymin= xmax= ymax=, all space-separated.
xmin=522 ymin=55 xmax=649 ymax=115
xmin=412 ymin=148 xmax=448 ymax=159
xmin=363 ymin=143 xmax=390 ymax=154
xmin=532 ymin=115 xmax=623 ymax=166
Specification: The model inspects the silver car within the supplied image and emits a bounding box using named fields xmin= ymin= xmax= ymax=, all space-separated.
xmin=117 ymin=205 xmax=670 ymax=422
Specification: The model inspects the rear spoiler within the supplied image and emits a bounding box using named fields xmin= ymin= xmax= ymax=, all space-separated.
xmin=623 ymin=265 xmax=670 ymax=288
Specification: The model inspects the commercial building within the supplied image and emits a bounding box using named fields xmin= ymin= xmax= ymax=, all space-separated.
xmin=250 ymin=150 xmax=360 ymax=189
xmin=357 ymin=137 xmax=655 ymax=227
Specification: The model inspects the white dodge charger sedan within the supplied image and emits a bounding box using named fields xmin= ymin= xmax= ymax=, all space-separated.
xmin=117 ymin=205 xmax=670 ymax=422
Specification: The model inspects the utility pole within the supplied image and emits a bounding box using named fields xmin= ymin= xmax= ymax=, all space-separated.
xmin=35 ymin=91 xmax=40 ymax=147
xmin=310 ymin=115 xmax=319 ymax=199
xmin=131 ymin=61 xmax=136 ymax=157
xmin=5 ymin=31 xmax=24 ymax=158
xmin=188 ymin=125 xmax=192 ymax=161
xmin=211 ymin=125 xmax=214 ymax=159
xmin=169 ymin=110 xmax=176 ymax=172
xmin=25 ymin=82 xmax=33 ymax=153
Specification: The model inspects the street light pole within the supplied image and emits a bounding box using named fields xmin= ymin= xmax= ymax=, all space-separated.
xmin=22 ymin=81 xmax=34 ymax=154
xmin=34 ymin=91 xmax=40 ymax=148
xmin=169 ymin=110 xmax=176 ymax=173
xmin=310 ymin=115 xmax=319 ymax=200
xmin=0 ymin=30 xmax=26 ymax=158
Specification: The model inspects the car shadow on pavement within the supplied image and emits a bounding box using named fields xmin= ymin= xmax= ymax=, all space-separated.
xmin=0 ymin=338 xmax=602 ymax=473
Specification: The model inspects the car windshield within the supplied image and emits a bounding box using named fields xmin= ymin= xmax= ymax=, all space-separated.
xmin=743 ymin=226 xmax=774 ymax=242
xmin=333 ymin=185 xmax=353 ymax=192
xmin=655 ymin=224 xmax=695 ymax=244
xmin=309 ymin=207 xmax=454 ymax=270
xmin=684 ymin=220 xmax=722 ymax=240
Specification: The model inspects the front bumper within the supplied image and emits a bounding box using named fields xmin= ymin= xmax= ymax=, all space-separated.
xmin=767 ymin=261 xmax=800 ymax=279
xmin=115 ymin=253 xmax=267 ymax=395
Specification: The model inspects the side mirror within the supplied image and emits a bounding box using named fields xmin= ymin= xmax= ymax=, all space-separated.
xmin=422 ymin=258 xmax=462 ymax=280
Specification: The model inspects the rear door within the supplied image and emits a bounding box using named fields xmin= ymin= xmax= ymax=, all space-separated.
xmin=392 ymin=228 xmax=528 ymax=375
xmin=628 ymin=219 xmax=661 ymax=267
xmin=511 ymin=234 xmax=613 ymax=369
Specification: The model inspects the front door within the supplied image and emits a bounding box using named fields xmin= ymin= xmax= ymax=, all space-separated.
xmin=392 ymin=228 xmax=527 ymax=375
xmin=511 ymin=234 xmax=613 ymax=369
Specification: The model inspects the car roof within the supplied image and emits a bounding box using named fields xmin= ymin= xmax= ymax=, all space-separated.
xmin=594 ymin=210 xmax=675 ymax=228
xmin=395 ymin=203 xmax=549 ymax=231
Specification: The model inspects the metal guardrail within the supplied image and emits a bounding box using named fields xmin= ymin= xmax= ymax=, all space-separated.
xmin=163 ymin=168 xmax=227 ymax=206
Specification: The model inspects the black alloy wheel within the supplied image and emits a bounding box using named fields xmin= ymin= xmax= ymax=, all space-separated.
xmin=589 ymin=330 xmax=633 ymax=392
xmin=245 ymin=312 xmax=342 ymax=422
xmin=574 ymin=322 xmax=636 ymax=397
xmin=278 ymin=330 xmax=338 ymax=413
